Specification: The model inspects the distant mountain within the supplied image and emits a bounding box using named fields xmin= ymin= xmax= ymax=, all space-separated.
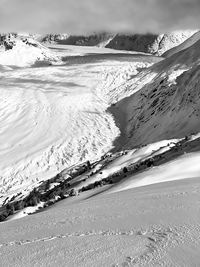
xmin=39 ymin=33 xmax=69 ymax=43
xmin=0 ymin=34 xmax=59 ymax=67
xmin=41 ymin=30 xmax=198 ymax=56
xmin=1 ymin=31 xmax=197 ymax=57
xmin=105 ymin=30 xmax=198 ymax=55
xmin=41 ymin=33 xmax=115 ymax=47
xmin=111 ymin=37 xmax=200 ymax=148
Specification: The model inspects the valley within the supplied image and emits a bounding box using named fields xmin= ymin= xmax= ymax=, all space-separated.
xmin=0 ymin=31 xmax=200 ymax=266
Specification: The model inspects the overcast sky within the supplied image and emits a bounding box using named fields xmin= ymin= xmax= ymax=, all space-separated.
xmin=0 ymin=0 xmax=199 ymax=34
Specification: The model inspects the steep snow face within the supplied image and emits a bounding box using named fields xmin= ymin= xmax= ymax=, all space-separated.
xmin=0 ymin=38 xmax=59 ymax=67
xmin=112 ymin=39 xmax=200 ymax=148
xmin=0 ymin=46 xmax=156 ymax=196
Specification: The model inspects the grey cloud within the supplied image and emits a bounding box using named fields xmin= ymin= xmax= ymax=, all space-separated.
xmin=0 ymin=0 xmax=199 ymax=33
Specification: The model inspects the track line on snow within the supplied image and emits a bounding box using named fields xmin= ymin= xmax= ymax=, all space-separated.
xmin=1 ymin=224 xmax=200 ymax=266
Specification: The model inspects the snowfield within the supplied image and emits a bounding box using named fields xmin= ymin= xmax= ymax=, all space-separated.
xmin=0 ymin=45 xmax=158 ymax=199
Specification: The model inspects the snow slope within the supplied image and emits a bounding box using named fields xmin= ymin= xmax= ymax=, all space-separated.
xmin=1 ymin=176 xmax=200 ymax=266
xmin=111 ymin=38 xmax=200 ymax=148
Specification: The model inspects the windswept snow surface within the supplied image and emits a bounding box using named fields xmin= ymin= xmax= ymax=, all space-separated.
xmin=0 ymin=45 xmax=158 ymax=199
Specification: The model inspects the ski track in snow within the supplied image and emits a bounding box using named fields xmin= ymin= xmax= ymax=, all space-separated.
xmin=0 ymin=56 xmax=150 ymax=196
xmin=1 ymin=224 xmax=200 ymax=266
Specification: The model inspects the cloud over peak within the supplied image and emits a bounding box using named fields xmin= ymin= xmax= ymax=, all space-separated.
xmin=0 ymin=0 xmax=199 ymax=34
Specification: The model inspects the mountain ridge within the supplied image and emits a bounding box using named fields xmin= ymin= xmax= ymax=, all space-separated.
xmin=40 ymin=30 xmax=198 ymax=55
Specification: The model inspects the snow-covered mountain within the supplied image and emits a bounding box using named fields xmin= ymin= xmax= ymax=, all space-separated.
xmin=41 ymin=33 xmax=115 ymax=47
xmin=0 ymin=34 xmax=59 ymax=67
xmin=154 ymin=30 xmax=198 ymax=55
xmin=163 ymin=30 xmax=200 ymax=57
xmin=112 ymin=37 xmax=200 ymax=148
xmin=40 ymin=33 xmax=69 ymax=43
xmin=105 ymin=30 xmax=198 ymax=55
